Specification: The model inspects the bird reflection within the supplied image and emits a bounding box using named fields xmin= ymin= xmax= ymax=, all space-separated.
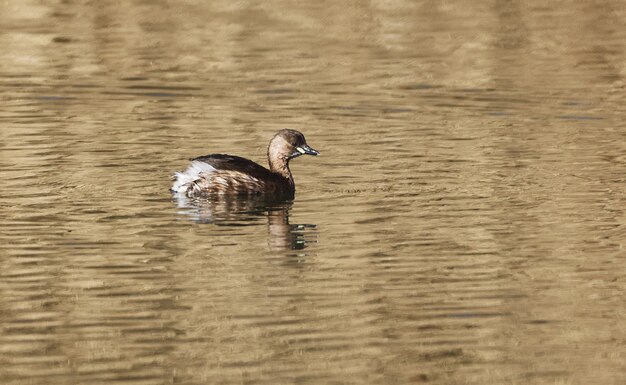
xmin=173 ymin=195 xmax=316 ymax=251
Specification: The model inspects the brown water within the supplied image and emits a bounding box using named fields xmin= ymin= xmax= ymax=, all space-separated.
xmin=1 ymin=1 xmax=626 ymax=384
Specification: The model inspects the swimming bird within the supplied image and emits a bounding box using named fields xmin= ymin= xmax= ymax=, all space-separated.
xmin=171 ymin=129 xmax=319 ymax=200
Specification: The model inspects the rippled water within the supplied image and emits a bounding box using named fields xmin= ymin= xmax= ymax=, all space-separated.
xmin=1 ymin=1 xmax=626 ymax=384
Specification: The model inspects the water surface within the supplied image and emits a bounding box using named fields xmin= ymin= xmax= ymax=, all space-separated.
xmin=1 ymin=1 xmax=626 ymax=384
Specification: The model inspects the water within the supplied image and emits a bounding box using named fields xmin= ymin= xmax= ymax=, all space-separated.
xmin=1 ymin=1 xmax=625 ymax=384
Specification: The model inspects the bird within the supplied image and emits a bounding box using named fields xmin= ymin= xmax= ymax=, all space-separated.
xmin=171 ymin=129 xmax=319 ymax=200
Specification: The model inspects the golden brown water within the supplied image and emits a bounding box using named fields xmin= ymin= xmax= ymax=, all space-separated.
xmin=1 ymin=1 xmax=626 ymax=384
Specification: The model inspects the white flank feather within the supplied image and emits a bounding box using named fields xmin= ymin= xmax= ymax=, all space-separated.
xmin=171 ymin=160 xmax=216 ymax=194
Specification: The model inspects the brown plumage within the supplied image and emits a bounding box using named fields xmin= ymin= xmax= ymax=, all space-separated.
xmin=171 ymin=129 xmax=319 ymax=200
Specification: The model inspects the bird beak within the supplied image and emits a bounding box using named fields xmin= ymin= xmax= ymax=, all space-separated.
xmin=295 ymin=144 xmax=320 ymax=156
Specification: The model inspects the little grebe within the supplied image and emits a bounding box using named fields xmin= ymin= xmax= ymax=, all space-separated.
xmin=171 ymin=129 xmax=319 ymax=200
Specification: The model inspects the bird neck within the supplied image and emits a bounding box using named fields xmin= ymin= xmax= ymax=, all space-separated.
xmin=268 ymin=152 xmax=294 ymax=183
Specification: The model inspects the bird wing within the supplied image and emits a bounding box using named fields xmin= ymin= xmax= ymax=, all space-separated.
xmin=191 ymin=154 xmax=275 ymax=181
